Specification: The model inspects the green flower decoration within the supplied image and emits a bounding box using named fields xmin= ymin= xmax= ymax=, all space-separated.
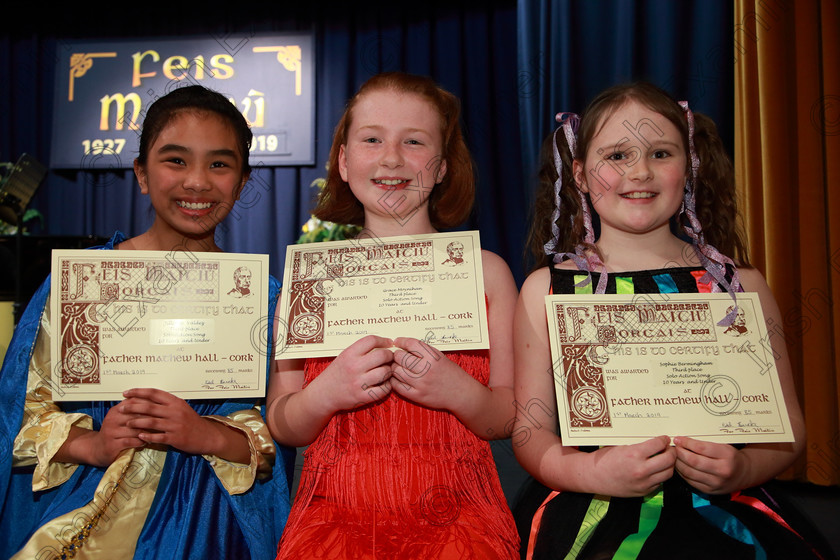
xmin=296 ymin=175 xmax=362 ymax=244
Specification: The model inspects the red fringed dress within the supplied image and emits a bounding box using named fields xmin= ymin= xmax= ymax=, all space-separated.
xmin=276 ymin=350 xmax=520 ymax=559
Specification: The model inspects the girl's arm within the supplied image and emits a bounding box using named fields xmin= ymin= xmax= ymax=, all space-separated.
xmin=674 ymin=268 xmax=806 ymax=494
xmin=118 ymin=388 xmax=254 ymax=464
xmin=52 ymin=392 xmax=256 ymax=467
xmin=513 ymin=267 xmax=676 ymax=497
xmin=265 ymin=358 xmax=319 ymax=447
xmin=265 ymin=301 xmax=395 ymax=447
xmin=55 ymin=391 xmax=272 ymax=470
xmin=389 ymin=250 xmax=519 ymax=440
xmin=52 ymin=408 xmax=145 ymax=467
xmin=55 ymin=391 xmax=277 ymax=496
xmin=14 ymin=297 xmax=144 ymax=473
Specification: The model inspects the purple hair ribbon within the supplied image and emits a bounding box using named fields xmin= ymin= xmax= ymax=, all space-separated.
xmin=543 ymin=112 xmax=580 ymax=257
xmin=678 ymin=100 xmax=741 ymax=326
xmin=544 ymin=111 xmax=609 ymax=294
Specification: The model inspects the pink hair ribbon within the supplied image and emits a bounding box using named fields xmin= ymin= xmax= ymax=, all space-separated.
xmin=544 ymin=112 xmax=609 ymax=293
xmin=678 ymin=100 xmax=741 ymax=326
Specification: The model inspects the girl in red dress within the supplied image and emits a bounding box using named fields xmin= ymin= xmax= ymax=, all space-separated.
xmin=267 ymin=72 xmax=520 ymax=559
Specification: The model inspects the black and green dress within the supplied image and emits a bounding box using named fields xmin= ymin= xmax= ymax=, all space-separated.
xmin=514 ymin=266 xmax=834 ymax=560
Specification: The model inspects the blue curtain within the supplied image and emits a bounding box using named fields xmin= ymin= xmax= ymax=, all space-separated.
xmin=1 ymin=1 xmax=734 ymax=295
xmin=0 ymin=2 xmax=525 ymax=287
xmin=517 ymin=0 xmax=735 ymax=222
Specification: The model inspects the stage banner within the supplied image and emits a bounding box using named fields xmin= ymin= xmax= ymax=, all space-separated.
xmin=50 ymin=32 xmax=315 ymax=169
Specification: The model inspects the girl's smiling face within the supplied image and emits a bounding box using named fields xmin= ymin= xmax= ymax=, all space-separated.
xmin=574 ymin=99 xmax=688 ymax=239
xmin=134 ymin=110 xmax=248 ymax=244
xmin=338 ymin=88 xmax=447 ymax=229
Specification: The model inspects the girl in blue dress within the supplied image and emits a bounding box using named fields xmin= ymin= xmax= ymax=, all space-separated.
xmin=0 ymin=85 xmax=292 ymax=559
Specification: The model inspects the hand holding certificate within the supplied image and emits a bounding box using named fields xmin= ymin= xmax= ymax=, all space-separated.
xmin=276 ymin=231 xmax=489 ymax=358
xmin=50 ymin=250 xmax=269 ymax=401
xmin=545 ymin=292 xmax=795 ymax=446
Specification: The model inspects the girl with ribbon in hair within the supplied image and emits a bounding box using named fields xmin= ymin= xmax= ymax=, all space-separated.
xmin=267 ymin=72 xmax=519 ymax=559
xmin=512 ymin=82 xmax=832 ymax=559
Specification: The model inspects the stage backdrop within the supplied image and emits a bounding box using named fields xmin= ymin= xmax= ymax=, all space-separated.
xmin=1 ymin=0 xmax=741 ymax=501
xmin=1 ymin=2 xmax=527 ymax=285
xmin=1 ymin=1 xmax=734 ymax=285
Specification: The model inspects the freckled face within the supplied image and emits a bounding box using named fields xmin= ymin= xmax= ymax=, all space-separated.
xmin=338 ymin=89 xmax=447 ymax=225
xmin=134 ymin=111 xmax=248 ymax=241
xmin=574 ymin=100 xmax=687 ymax=238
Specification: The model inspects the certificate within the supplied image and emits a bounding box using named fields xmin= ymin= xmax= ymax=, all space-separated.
xmin=276 ymin=231 xmax=488 ymax=358
xmin=50 ymin=250 xmax=269 ymax=401
xmin=545 ymin=292 xmax=794 ymax=446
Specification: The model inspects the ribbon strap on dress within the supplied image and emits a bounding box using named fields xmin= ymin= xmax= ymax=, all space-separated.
xmin=612 ymin=488 xmax=664 ymax=559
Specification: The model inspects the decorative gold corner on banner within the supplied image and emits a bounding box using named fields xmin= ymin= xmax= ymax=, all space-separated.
xmin=68 ymin=52 xmax=117 ymax=102
xmin=252 ymin=46 xmax=302 ymax=95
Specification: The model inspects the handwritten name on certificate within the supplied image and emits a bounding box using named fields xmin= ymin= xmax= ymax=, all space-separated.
xmin=50 ymin=250 xmax=269 ymax=401
xmin=277 ymin=231 xmax=488 ymax=358
xmin=545 ymin=292 xmax=794 ymax=446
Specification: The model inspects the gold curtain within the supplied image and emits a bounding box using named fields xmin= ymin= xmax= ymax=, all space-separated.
xmin=734 ymin=0 xmax=839 ymax=485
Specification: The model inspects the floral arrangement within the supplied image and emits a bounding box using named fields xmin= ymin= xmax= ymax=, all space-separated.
xmin=296 ymin=174 xmax=361 ymax=244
